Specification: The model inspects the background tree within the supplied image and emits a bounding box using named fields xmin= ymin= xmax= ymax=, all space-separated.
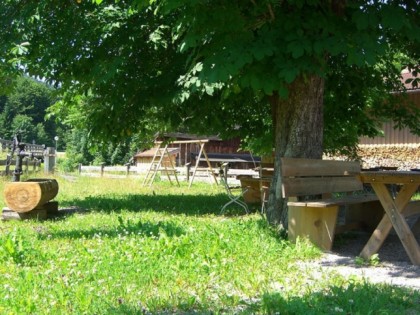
xmin=0 ymin=76 xmax=60 ymax=146
xmin=1 ymin=1 xmax=419 ymax=228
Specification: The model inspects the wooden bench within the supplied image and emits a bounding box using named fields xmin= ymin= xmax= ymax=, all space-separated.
xmin=281 ymin=158 xmax=380 ymax=251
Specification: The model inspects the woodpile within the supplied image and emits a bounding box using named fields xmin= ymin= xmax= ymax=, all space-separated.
xmin=357 ymin=145 xmax=420 ymax=170
xmin=326 ymin=144 xmax=420 ymax=171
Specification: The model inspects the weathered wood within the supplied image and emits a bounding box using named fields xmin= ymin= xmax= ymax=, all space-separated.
xmin=288 ymin=205 xmax=339 ymax=251
xmin=359 ymin=171 xmax=420 ymax=184
xmin=155 ymin=139 xmax=209 ymax=144
xmin=4 ymin=179 xmax=59 ymax=213
xmin=238 ymin=177 xmax=272 ymax=204
xmin=2 ymin=207 xmax=47 ymax=221
xmin=282 ymin=177 xmax=363 ymax=197
xmin=280 ymin=158 xmax=379 ymax=251
xmin=360 ymin=183 xmax=420 ymax=265
xmin=287 ymin=194 xmax=379 ymax=208
xmin=281 ymin=158 xmax=360 ymax=177
xmin=1 ymin=201 xmax=59 ymax=221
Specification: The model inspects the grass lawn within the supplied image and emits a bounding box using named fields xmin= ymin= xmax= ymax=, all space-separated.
xmin=0 ymin=175 xmax=419 ymax=314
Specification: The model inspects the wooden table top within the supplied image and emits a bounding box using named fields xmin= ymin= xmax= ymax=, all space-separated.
xmin=360 ymin=171 xmax=420 ymax=184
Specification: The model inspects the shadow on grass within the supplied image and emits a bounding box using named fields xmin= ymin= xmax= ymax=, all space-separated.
xmin=96 ymin=281 xmax=420 ymax=314
xmin=59 ymin=193 xmax=256 ymax=217
xmin=38 ymin=217 xmax=187 ymax=241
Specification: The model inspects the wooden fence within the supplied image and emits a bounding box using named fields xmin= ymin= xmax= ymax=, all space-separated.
xmin=0 ymin=138 xmax=45 ymax=157
xmin=78 ymin=163 xmax=143 ymax=178
xmin=78 ymin=163 xmax=258 ymax=182
xmin=0 ymin=157 xmax=43 ymax=177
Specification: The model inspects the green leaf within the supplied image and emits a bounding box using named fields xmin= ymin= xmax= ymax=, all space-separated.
xmin=287 ymin=41 xmax=304 ymax=59
xmin=205 ymin=85 xmax=214 ymax=96
xmin=280 ymin=68 xmax=298 ymax=84
xmin=352 ymin=11 xmax=369 ymax=31
xmin=381 ymin=6 xmax=405 ymax=31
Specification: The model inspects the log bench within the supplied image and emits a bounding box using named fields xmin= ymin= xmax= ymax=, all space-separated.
xmin=2 ymin=178 xmax=59 ymax=220
xmin=281 ymin=158 xmax=380 ymax=251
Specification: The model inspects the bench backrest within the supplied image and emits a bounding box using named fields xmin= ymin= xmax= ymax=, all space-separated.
xmin=280 ymin=158 xmax=362 ymax=198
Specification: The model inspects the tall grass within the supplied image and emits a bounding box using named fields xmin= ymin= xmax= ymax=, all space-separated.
xmin=0 ymin=176 xmax=418 ymax=314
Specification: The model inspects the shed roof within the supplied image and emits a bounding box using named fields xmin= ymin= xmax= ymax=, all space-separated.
xmin=134 ymin=147 xmax=180 ymax=158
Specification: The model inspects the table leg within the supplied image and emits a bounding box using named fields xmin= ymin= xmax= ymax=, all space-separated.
xmin=360 ymin=183 xmax=420 ymax=265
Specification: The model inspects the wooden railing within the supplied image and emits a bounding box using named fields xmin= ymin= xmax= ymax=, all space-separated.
xmin=78 ymin=163 xmax=144 ymax=178
xmin=0 ymin=157 xmax=43 ymax=177
xmin=0 ymin=138 xmax=45 ymax=157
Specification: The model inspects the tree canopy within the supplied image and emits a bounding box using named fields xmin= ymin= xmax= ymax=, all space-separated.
xmin=0 ymin=76 xmax=60 ymax=146
xmin=1 ymin=0 xmax=419 ymax=226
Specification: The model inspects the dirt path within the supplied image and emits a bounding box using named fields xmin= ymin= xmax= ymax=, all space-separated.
xmin=303 ymin=230 xmax=420 ymax=290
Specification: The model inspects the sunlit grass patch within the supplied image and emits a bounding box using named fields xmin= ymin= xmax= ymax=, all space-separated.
xmin=0 ymin=176 xmax=418 ymax=314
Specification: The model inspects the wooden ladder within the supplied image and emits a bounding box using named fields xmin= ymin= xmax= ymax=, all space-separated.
xmin=142 ymin=143 xmax=180 ymax=187
xmin=188 ymin=141 xmax=218 ymax=188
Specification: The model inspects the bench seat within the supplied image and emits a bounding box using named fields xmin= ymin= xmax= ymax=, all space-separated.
xmin=287 ymin=194 xmax=378 ymax=208
xmin=281 ymin=158 xmax=382 ymax=251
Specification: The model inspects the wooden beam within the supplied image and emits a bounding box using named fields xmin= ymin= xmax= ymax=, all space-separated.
xmin=155 ymin=139 xmax=209 ymax=145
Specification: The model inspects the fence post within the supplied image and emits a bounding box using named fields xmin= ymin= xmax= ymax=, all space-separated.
xmin=5 ymin=155 xmax=11 ymax=176
xmin=222 ymin=163 xmax=229 ymax=181
xmin=25 ymin=157 xmax=29 ymax=175
xmin=78 ymin=163 xmax=82 ymax=175
xmin=100 ymin=162 xmax=106 ymax=177
xmin=125 ymin=163 xmax=131 ymax=177
xmin=44 ymin=147 xmax=56 ymax=174
xmin=185 ymin=162 xmax=191 ymax=181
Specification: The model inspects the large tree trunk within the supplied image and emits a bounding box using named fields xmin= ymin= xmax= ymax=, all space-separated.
xmin=266 ymin=75 xmax=325 ymax=228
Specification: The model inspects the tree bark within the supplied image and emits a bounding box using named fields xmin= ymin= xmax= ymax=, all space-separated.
xmin=266 ymin=75 xmax=325 ymax=228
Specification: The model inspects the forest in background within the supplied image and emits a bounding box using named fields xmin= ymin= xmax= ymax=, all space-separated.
xmin=0 ymin=76 xmax=138 ymax=170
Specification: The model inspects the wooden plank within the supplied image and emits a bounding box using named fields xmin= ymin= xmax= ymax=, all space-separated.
xmin=372 ymin=183 xmax=420 ymax=265
xmin=2 ymin=207 xmax=47 ymax=221
xmin=155 ymin=139 xmax=209 ymax=145
xmin=281 ymin=158 xmax=360 ymax=177
xmin=282 ymin=176 xmax=363 ymax=197
xmin=287 ymin=194 xmax=378 ymax=208
xmin=288 ymin=205 xmax=339 ymax=251
xmin=360 ymin=171 xmax=420 ymax=184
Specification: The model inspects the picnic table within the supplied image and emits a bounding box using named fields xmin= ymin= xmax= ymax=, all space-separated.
xmin=359 ymin=171 xmax=420 ymax=265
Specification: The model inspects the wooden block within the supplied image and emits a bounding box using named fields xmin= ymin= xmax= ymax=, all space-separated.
xmin=288 ymin=205 xmax=339 ymax=251
xmin=40 ymin=201 xmax=60 ymax=218
xmin=2 ymin=207 xmax=47 ymax=221
xmin=1 ymin=201 xmax=59 ymax=221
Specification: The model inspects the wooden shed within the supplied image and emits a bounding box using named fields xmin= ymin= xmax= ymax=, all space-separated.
xmin=359 ymin=70 xmax=420 ymax=146
xmin=134 ymin=147 xmax=180 ymax=169
xmin=157 ymin=133 xmax=258 ymax=168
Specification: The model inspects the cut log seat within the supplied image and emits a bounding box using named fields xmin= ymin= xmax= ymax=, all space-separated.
xmin=3 ymin=179 xmax=59 ymax=213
